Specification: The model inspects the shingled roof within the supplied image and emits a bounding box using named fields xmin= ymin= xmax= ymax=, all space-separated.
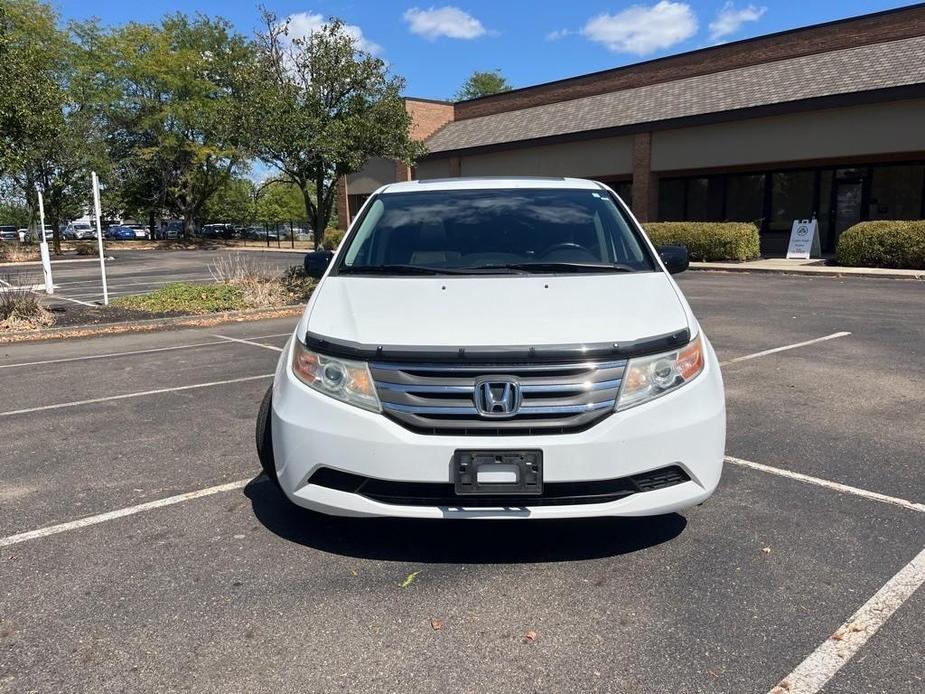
xmin=425 ymin=35 xmax=925 ymax=154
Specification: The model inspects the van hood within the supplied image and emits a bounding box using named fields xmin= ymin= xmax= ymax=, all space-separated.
xmin=303 ymin=272 xmax=690 ymax=350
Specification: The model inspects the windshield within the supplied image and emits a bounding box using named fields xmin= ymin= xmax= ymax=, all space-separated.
xmin=337 ymin=188 xmax=655 ymax=275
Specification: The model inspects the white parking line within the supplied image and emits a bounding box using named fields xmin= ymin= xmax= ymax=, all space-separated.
xmin=720 ymin=332 xmax=851 ymax=366
xmin=0 ymin=332 xmax=291 ymax=370
xmin=212 ymin=334 xmax=284 ymax=352
xmin=0 ymin=373 xmax=273 ymax=418
xmin=768 ymin=546 xmax=925 ymax=694
xmin=0 ymin=477 xmax=261 ymax=548
xmin=726 ymin=456 xmax=925 ymax=513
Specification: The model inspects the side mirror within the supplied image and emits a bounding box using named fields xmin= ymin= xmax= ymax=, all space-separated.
xmin=304 ymin=250 xmax=334 ymax=279
xmin=658 ymin=245 xmax=689 ymax=274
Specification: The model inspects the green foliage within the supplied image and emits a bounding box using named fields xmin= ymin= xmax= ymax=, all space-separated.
xmin=240 ymin=11 xmax=425 ymax=249
xmin=835 ymin=221 xmax=925 ymax=269
xmin=644 ymin=222 xmax=760 ymax=261
xmin=0 ymin=198 xmax=30 ymax=227
xmin=79 ymin=13 xmax=252 ymax=234
xmin=322 ymin=228 xmax=345 ymax=250
xmin=201 ymin=177 xmax=256 ymax=223
xmin=454 ymin=70 xmax=512 ymax=101
xmin=114 ymin=282 xmax=245 ymax=313
xmin=256 ymin=179 xmax=308 ymax=223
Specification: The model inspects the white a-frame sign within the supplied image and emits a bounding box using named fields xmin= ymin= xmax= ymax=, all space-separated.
xmin=786 ymin=218 xmax=820 ymax=259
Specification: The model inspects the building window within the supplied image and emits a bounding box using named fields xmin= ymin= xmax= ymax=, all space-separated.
xmin=769 ymin=171 xmax=816 ymax=232
xmin=868 ymin=165 xmax=925 ymax=220
xmin=612 ymin=181 xmax=633 ymax=205
xmin=725 ymin=174 xmax=765 ymax=224
xmin=658 ymin=179 xmax=686 ymax=221
xmin=347 ymin=194 xmax=370 ymax=220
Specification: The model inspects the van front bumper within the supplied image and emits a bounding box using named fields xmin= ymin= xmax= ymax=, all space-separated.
xmin=270 ymin=339 xmax=725 ymax=519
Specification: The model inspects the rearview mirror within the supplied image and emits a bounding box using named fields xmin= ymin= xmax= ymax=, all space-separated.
xmin=658 ymin=245 xmax=689 ymax=275
xmin=304 ymin=250 xmax=334 ymax=279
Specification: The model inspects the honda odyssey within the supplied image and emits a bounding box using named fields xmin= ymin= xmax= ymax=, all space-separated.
xmin=257 ymin=177 xmax=725 ymax=519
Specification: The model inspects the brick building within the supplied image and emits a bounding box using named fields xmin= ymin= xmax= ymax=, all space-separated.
xmin=337 ymin=4 xmax=925 ymax=256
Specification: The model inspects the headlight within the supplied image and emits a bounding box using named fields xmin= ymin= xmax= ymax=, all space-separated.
xmin=617 ymin=333 xmax=705 ymax=411
xmin=291 ymin=340 xmax=381 ymax=413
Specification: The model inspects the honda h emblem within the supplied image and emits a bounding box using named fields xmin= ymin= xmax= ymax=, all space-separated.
xmin=474 ymin=377 xmax=522 ymax=418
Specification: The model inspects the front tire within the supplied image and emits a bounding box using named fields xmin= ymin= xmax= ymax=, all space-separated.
xmin=256 ymin=385 xmax=277 ymax=483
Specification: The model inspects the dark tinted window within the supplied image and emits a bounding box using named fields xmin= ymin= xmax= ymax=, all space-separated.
xmin=340 ymin=188 xmax=654 ymax=274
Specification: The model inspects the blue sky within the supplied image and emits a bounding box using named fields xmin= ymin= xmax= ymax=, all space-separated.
xmin=55 ymin=1 xmax=916 ymax=99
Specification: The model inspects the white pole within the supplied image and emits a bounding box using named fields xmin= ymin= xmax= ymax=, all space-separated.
xmin=91 ymin=171 xmax=109 ymax=305
xmin=35 ymin=187 xmax=53 ymax=295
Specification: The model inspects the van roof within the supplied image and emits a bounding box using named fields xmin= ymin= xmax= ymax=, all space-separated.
xmin=379 ymin=176 xmax=604 ymax=194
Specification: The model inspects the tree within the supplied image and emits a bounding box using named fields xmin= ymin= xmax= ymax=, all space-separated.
xmin=0 ymin=0 xmax=106 ymax=253
xmin=453 ymin=69 xmax=512 ymax=101
xmin=200 ymin=176 xmax=256 ymax=224
xmin=79 ymin=14 xmax=253 ymax=236
xmin=255 ymin=178 xmax=307 ymax=223
xmin=240 ymin=11 xmax=424 ymax=249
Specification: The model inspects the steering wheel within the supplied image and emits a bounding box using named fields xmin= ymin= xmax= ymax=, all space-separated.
xmin=539 ymin=242 xmax=588 ymax=258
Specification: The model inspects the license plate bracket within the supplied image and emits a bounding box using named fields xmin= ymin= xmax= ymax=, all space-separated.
xmin=454 ymin=450 xmax=543 ymax=495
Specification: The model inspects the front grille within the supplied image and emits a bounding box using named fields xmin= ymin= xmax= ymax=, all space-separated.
xmin=308 ymin=465 xmax=690 ymax=507
xmin=370 ymin=358 xmax=626 ymax=435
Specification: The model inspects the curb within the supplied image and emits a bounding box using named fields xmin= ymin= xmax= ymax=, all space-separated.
xmin=0 ymin=256 xmax=114 ymax=268
xmin=0 ymin=305 xmax=303 ymax=344
xmin=689 ymin=262 xmax=925 ymax=280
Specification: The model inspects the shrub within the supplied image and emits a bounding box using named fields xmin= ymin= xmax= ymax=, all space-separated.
xmin=0 ymin=275 xmax=54 ymax=331
xmin=0 ymin=244 xmax=40 ymax=263
xmin=114 ymin=282 xmax=245 ymax=314
xmin=321 ymin=228 xmax=344 ymax=250
xmin=281 ymin=265 xmax=315 ymax=303
xmin=75 ymin=243 xmax=97 ymax=256
xmin=643 ymin=222 xmax=760 ymax=261
xmin=835 ymin=221 xmax=925 ymax=269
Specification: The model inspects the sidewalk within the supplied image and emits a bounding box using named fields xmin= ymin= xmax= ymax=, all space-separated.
xmin=690 ymin=258 xmax=924 ymax=280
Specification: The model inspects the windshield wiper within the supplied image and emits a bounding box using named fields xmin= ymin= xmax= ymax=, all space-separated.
xmin=340 ymin=264 xmax=495 ymax=276
xmin=464 ymin=262 xmax=636 ymax=274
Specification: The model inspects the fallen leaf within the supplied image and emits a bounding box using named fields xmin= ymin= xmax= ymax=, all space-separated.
xmin=399 ymin=570 xmax=421 ymax=589
xmin=523 ymin=630 xmax=537 ymax=643
xmin=430 ymin=618 xmax=444 ymax=631
xmin=351 ymin=569 xmax=358 ymax=577
xmin=707 ymin=669 xmax=720 ymax=679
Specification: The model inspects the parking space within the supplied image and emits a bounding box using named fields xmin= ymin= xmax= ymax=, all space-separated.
xmin=0 ymin=273 xmax=923 ymax=693
xmin=0 ymin=249 xmax=302 ymax=307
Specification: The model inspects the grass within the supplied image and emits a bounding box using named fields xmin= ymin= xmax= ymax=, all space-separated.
xmin=113 ymin=283 xmax=246 ymax=314
xmin=113 ymin=255 xmax=315 ymax=315
xmin=0 ymin=245 xmax=41 ymax=263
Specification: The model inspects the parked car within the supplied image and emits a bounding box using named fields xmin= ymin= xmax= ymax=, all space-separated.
xmin=256 ymin=177 xmax=726 ymax=520
xmin=63 ymin=222 xmax=97 ymax=240
xmin=124 ymin=224 xmax=150 ymax=240
xmin=243 ymin=226 xmax=280 ymax=241
xmin=200 ymin=223 xmax=235 ymax=239
xmin=106 ymin=225 xmax=137 ymax=240
xmin=156 ymin=222 xmax=183 ymax=240
xmin=0 ymin=225 xmax=18 ymax=242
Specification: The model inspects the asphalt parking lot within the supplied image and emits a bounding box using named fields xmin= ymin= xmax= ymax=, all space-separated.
xmin=0 ymin=249 xmax=301 ymax=307
xmin=0 ymin=271 xmax=923 ymax=693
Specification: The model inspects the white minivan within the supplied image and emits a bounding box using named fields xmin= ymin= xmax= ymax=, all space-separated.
xmin=258 ymin=177 xmax=725 ymax=519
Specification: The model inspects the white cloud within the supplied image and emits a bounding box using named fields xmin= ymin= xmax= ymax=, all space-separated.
xmin=285 ymin=12 xmax=382 ymax=55
xmin=403 ymin=6 xmax=488 ymax=40
xmin=581 ymin=1 xmax=698 ymax=56
xmin=709 ymin=2 xmax=767 ymax=41
xmin=546 ymin=28 xmax=573 ymax=41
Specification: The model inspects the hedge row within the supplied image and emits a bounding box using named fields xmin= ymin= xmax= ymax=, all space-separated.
xmin=643 ymin=222 xmax=760 ymax=262
xmin=835 ymin=221 xmax=925 ymax=269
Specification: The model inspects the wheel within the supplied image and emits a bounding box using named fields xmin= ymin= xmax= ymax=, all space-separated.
xmin=255 ymin=385 xmax=278 ymax=483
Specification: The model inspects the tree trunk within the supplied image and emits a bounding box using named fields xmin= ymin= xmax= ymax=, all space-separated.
xmin=302 ymin=187 xmax=324 ymax=250
xmin=148 ymin=209 xmax=156 ymax=239
xmin=50 ymin=215 xmax=61 ymax=255
xmin=183 ymin=214 xmax=195 ymax=238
